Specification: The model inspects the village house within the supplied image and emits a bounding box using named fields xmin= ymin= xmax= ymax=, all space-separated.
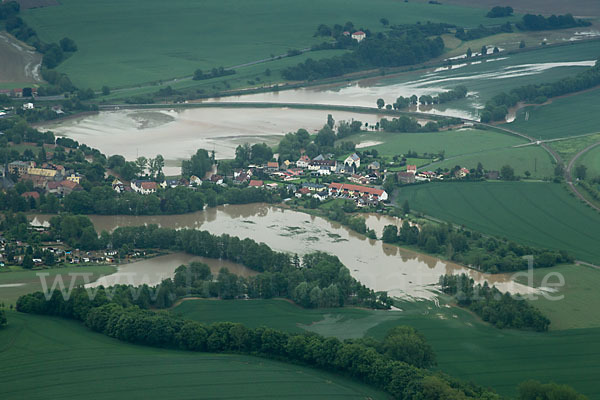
xmin=368 ymin=161 xmax=380 ymax=171
xmin=349 ymin=174 xmax=369 ymax=185
xmin=295 ymin=187 xmax=311 ymax=198
xmin=266 ymin=161 xmax=279 ymax=172
xmin=344 ymin=153 xmax=361 ymax=170
xmin=65 ymin=173 xmax=83 ymax=184
xmin=406 ymin=165 xmax=417 ymax=175
xmin=233 ymin=171 xmax=250 ymax=185
xmin=112 ymin=179 xmax=125 ymax=193
xmin=189 ymin=175 xmax=202 ymax=186
xmin=160 ymin=179 xmax=180 ymax=189
xmin=8 ymin=161 xmax=32 ymax=176
xmin=296 ymin=155 xmax=310 ymax=168
xmin=248 ymin=179 xmax=264 ymax=187
xmin=302 ymin=182 xmax=327 ymax=193
xmin=397 ymin=171 xmax=416 ymax=184
xmin=351 ymin=31 xmax=366 ymax=42
xmin=131 ymin=180 xmax=158 ymax=195
xmin=455 ymin=167 xmax=470 ymax=178
xmin=416 ymin=171 xmax=438 ymax=182
xmin=21 ymin=191 xmax=40 ymax=200
xmin=58 ymin=180 xmax=83 ymax=196
xmin=328 ymin=182 xmax=388 ymax=202
xmin=308 ymin=159 xmax=337 ymax=171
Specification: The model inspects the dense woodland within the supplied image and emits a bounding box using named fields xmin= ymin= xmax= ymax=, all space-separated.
xmin=440 ymin=274 xmax=550 ymax=331
xmin=382 ymin=220 xmax=572 ymax=273
xmin=482 ymin=58 xmax=600 ymax=122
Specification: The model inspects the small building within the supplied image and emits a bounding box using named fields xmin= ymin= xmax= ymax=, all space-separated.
xmin=296 ymin=155 xmax=311 ymax=168
xmin=351 ymin=31 xmax=366 ymax=42
xmin=189 ymin=175 xmax=202 ymax=186
xmin=302 ymin=182 xmax=326 ymax=192
xmin=406 ymin=165 xmax=417 ymax=175
xmin=21 ymin=191 xmax=40 ymax=200
xmin=8 ymin=161 xmax=32 ymax=176
xmin=131 ymin=180 xmax=158 ymax=195
xmin=368 ymin=161 xmax=380 ymax=171
xmin=328 ymin=182 xmax=388 ymax=202
xmin=485 ymin=171 xmax=500 ymax=180
xmin=308 ymin=159 xmax=336 ymax=171
xmin=65 ymin=173 xmax=83 ymax=184
xmin=22 ymin=102 xmax=34 ymax=110
xmin=248 ymin=180 xmax=264 ymax=187
xmin=267 ymin=161 xmax=279 ymax=171
xmin=344 ymin=153 xmax=361 ymax=169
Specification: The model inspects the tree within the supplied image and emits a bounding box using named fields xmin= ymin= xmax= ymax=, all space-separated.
xmin=402 ymin=200 xmax=410 ymax=214
xmin=425 ymin=236 xmax=439 ymax=253
xmin=382 ymin=326 xmax=436 ymax=368
xmin=22 ymin=254 xmax=34 ymax=269
xmin=518 ymin=380 xmax=588 ymax=400
xmin=519 ymin=40 xmax=526 ymax=49
xmin=315 ymin=125 xmax=336 ymax=148
xmin=0 ymin=310 xmax=6 ymax=328
xmin=380 ymin=18 xmax=389 ymax=26
xmin=181 ymin=149 xmax=212 ymax=179
xmin=493 ymin=46 xmax=500 ymax=54
xmin=382 ymin=225 xmax=398 ymax=243
xmin=327 ymin=114 xmax=335 ymax=129
xmin=575 ymin=164 xmax=587 ymax=180
xmin=466 ymin=47 xmax=472 ymax=58
xmin=481 ymin=45 xmax=488 ymax=55
xmin=135 ymin=157 xmax=148 ymax=177
xmin=101 ymin=86 xmax=110 ymax=96
xmin=500 ymin=165 xmax=515 ymax=181
xmin=376 ymin=98 xmax=385 ymax=109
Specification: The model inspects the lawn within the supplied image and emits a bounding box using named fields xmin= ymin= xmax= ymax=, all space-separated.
xmin=395 ymin=181 xmax=600 ymax=264
xmin=175 ymin=298 xmax=600 ymax=398
xmin=342 ymin=128 xmax=526 ymax=157
xmin=22 ymin=0 xmax=501 ymax=89
xmin=506 ymin=88 xmax=600 ymax=140
xmin=0 ymin=311 xmax=388 ymax=400
xmin=0 ymin=265 xmax=116 ymax=306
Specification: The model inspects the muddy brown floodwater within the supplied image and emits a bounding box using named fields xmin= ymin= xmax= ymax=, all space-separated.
xmin=31 ymin=204 xmax=536 ymax=299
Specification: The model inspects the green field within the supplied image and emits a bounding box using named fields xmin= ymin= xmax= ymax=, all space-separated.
xmin=507 ymin=88 xmax=600 ymax=140
xmin=395 ymin=181 xmax=600 ymax=264
xmin=22 ymin=0 xmax=503 ymax=89
xmin=175 ymin=298 xmax=600 ymax=398
xmin=549 ymin=132 xmax=600 ymax=162
xmin=0 ymin=311 xmax=388 ymax=399
xmin=344 ymin=128 xmax=526 ymax=157
xmin=576 ymin=144 xmax=600 ymax=179
xmin=0 ymin=265 xmax=115 ymax=306
xmin=430 ymin=144 xmax=555 ymax=179
xmin=514 ymin=263 xmax=600 ymax=330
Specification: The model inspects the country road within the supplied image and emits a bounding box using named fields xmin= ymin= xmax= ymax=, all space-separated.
xmin=565 ymin=141 xmax=600 ymax=212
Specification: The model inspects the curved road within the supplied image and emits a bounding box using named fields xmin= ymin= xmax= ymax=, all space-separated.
xmin=565 ymin=142 xmax=600 ymax=212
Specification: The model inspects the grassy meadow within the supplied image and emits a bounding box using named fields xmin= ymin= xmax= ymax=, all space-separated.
xmin=549 ymin=132 xmax=600 ymax=163
xmin=507 ymin=88 xmax=600 ymax=140
xmin=395 ymin=181 xmax=600 ymax=264
xmin=22 ymin=0 xmax=502 ymax=89
xmin=0 ymin=265 xmax=116 ymax=306
xmin=175 ymin=298 xmax=600 ymax=398
xmin=576 ymin=144 xmax=600 ymax=179
xmin=0 ymin=311 xmax=388 ymax=400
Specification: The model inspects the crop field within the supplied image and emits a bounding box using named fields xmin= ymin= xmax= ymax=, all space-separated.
xmin=507 ymin=88 xmax=600 ymax=140
xmin=176 ymin=298 xmax=600 ymax=398
xmin=343 ymin=128 xmax=526 ymax=157
xmin=0 ymin=32 xmax=42 ymax=85
xmin=422 ymin=0 xmax=600 ymax=17
xmin=22 ymin=0 xmax=501 ymax=89
xmin=429 ymin=144 xmax=556 ymax=179
xmin=0 ymin=312 xmax=387 ymax=400
xmin=395 ymin=181 xmax=600 ymax=264
xmin=0 ymin=265 xmax=115 ymax=306
xmin=513 ymin=263 xmax=600 ymax=330
xmin=576 ymin=143 xmax=600 ymax=178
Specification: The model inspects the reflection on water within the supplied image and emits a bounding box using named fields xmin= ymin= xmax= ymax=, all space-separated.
xmin=87 ymin=253 xmax=257 ymax=288
xmin=33 ymin=204 xmax=536 ymax=299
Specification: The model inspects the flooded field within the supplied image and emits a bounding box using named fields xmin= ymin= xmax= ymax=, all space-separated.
xmin=33 ymin=204 xmax=537 ymax=300
xmin=88 ymin=252 xmax=257 ymax=288
xmin=40 ymin=108 xmax=382 ymax=174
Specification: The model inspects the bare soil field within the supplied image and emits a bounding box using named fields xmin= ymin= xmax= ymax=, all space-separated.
xmin=415 ymin=0 xmax=600 ymax=18
xmin=0 ymin=32 xmax=42 ymax=84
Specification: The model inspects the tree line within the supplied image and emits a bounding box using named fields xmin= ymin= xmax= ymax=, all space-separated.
xmin=517 ymin=14 xmax=591 ymax=31
xmin=382 ymin=220 xmax=572 ymax=273
xmin=16 ymin=288 xmax=501 ymax=400
xmin=439 ymin=274 xmax=551 ymax=331
xmin=481 ymin=58 xmax=600 ymax=122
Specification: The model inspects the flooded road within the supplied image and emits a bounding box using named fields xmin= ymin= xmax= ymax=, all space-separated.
xmin=32 ymin=204 xmax=536 ymax=299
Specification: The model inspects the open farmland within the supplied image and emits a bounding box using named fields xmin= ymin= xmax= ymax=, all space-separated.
xmin=575 ymin=142 xmax=600 ymax=178
xmin=0 ymin=265 xmax=116 ymax=306
xmin=21 ymin=0 xmax=502 ymax=89
xmin=507 ymin=88 xmax=600 ymax=140
xmin=428 ymin=144 xmax=556 ymax=179
xmin=342 ymin=128 xmax=526 ymax=158
xmin=0 ymin=312 xmax=388 ymax=400
xmin=0 ymin=32 xmax=42 ymax=85
xmin=416 ymin=0 xmax=600 ymax=17
xmin=549 ymin=132 xmax=600 ymax=162
xmin=176 ymin=298 xmax=600 ymax=398
xmin=395 ymin=181 xmax=600 ymax=264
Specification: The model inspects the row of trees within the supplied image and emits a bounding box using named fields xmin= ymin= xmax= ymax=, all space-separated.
xmin=481 ymin=58 xmax=600 ymax=122
xmin=486 ymin=6 xmax=513 ymax=18
xmin=455 ymin=22 xmax=512 ymax=41
xmin=283 ymin=27 xmax=445 ymax=81
xmin=387 ymin=86 xmax=467 ymax=111
xmin=440 ymin=274 xmax=551 ymax=331
xmin=379 ymin=116 xmax=461 ymax=133
xmin=192 ymin=66 xmax=235 ymax=81
xmin=518 ymin=13 xmax=591 ymax=31
xmin=16 ymin=290 xmax=499 ymax=399
xmin=382 ymin=220 xmax=572 ymax=273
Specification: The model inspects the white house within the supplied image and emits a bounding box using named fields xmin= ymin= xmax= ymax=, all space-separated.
xmin=296 ymin=155 xmax=311 ymax=168
xmin=131 ymin=180 xmax=157 ymax=195
xmin=344 ymin=153 xmax=361 ymax=169
xmin=189 ymin=175 xmax=202 ymax=186
xmin=22 ymin=102 xmax=34 ymax=110
xmin=351 ymin=31 xmax=366 ymax=42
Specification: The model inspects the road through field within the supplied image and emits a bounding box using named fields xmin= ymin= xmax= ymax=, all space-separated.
xmin=566 ymin=141 xmax=600 ymax=212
